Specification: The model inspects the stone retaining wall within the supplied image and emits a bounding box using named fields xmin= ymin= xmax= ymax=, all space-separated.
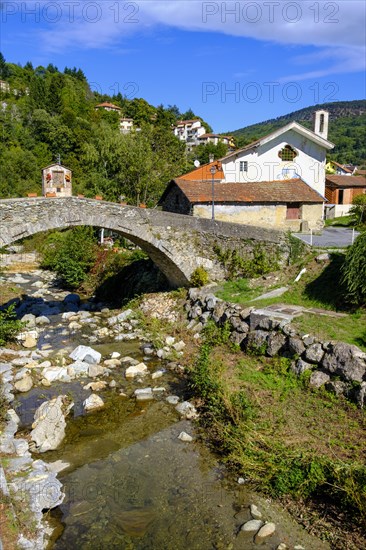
xmin=185 ymin=288 xmax=366 ymax=408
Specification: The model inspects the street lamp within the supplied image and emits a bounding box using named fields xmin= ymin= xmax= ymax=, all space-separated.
xmin=210 ymin=164 xmax=216 ymax=221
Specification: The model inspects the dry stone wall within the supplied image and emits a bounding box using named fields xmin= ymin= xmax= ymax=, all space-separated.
xmin=185 ymin=288 xmax=366 ymax=408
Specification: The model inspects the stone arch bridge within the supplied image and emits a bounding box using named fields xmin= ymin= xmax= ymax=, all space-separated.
xmin=0 ymin=198 xmax=290 ymax=287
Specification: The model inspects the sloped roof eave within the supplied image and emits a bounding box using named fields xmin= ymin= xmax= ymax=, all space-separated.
xmin=222 ymin=121 xmax=334 ymax=162
xmin=161 ymin=178 xmax=325 ymax=205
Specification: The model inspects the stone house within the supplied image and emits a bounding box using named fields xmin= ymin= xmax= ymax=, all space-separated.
xmin=324 ymin=175 xmax=366 ymax=218
xmin=160 ymin=110 xmax=334 ymax=231
xmin=197 ymin=133 xmax=235 ymax=150
xmin=42 ymin=164 xmax=72 ymax=197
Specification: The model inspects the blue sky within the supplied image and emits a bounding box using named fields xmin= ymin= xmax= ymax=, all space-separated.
xmin=1 ymin=0 xmax=365 ymax=132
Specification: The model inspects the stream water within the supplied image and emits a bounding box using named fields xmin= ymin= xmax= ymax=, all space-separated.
xmin=1 ymin=269 xmax=329 ymax=550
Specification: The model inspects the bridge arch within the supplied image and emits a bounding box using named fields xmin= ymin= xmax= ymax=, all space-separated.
xmin=0 ymin=198 xmax=191 ymax=287
xmin=0 ymin=197 xmax=290 ymax=288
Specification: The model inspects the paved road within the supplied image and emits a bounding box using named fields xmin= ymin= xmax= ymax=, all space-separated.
xmin=292 ymin=227 xmax=360 ymax=248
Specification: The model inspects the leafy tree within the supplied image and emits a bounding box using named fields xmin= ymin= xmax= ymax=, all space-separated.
xmin=0 ymin=52 xmax=10 ymax=79
xmin=341 ymin=231 xmax=366 ymax=306
xmin=191 ymin=142 xmax=229 ymax=165
xmin=350 ymin=195 xmax=366 ymax=225
xmin=41 ymin=227 xmax=97 ymax=288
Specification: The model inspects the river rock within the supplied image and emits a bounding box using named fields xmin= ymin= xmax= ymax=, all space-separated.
xmin=134 ymin=388 xmax=153 ymax=401
xmin=68 ymin=360 xmax=90 ymax=377
xmin=241 ymin=519 xmax=263 ymax=532
xmin=83 ymin=393 xmax=104 ymax=411
xmin=255 ymin=522 xmax=276 ymax=540
xmin=178 ymin=431 xmax=193 ymax=442
xmin=173 ymin=340 xmax=186 ymax=352
xmin=14 ymin=375 xmax=33 ymax=393
xmin=104 ymin=358 xmax=121 ymax=367
xmin=175 ymin=401 xmax=198 ymax=419
xmin=30 ymin=396 xmax=71 ymax=452
xmin=125 ymin=362 xmax=148 ymax=379
xmin=152 ymin=370 xmax=164 ymax=379
xmin=111 ymin=352 xmax=121 ymax=359
xmin=84 ymin=381 xmax=107 ymax=391
xmin=69 ymin=345 xmax=101 ymax=364
xmin=166 ymin=395 xmax=180 ymax=405
xmin=21 ymin=313 xmax=37 ymax=328
xmin=117 ymin=309 xmax=133 ymax=322
xmin=42 ymin=366 xmax=70 ymax=383
xmin=165 ymin=336 xmax=175 ymax=346
xmin=250 ymin=504 xmax=262 ymax=519
xmin=35 ymin=316 xmax=50 ymax=325
xmin=88 ymin=364 xmax=105 ymax=378
xmin=23 ymin=336 xmax=37 ymax=348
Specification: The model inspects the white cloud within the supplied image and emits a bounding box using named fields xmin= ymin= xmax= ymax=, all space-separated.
xmin=11 ymin=1 xmax=366 ymax=78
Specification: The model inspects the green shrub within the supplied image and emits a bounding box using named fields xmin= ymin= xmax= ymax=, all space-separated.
xmin=341 ymin=231 xmax=366 ymax=305
xmin=190 ymin=266 xmax=209 ymax=287
xmin=0 ymin=304 xmax=24 ymax=346
xmin=39 ymin=227 xmax=97 ymax=289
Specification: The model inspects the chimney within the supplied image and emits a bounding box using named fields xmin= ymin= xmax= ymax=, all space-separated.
xmin=313 ymin=110 xmax=329 ymax=140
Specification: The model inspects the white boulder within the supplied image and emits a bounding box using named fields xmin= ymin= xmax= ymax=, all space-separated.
xmin=69 ymin=345 xmax=101 ymax=364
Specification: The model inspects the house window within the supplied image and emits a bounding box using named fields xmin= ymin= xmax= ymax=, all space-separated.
xmin=338 ymin=190 xmax=344 ymax=204
xmin=239 ymin=161 xmax=248 ymax=172
xmin=286 ymin=203 xmax=301 ymax=220
xmin=56 ymin=187 xmax=61 ymax=193
xmin=278 ymin=145 xmax=298 ymax=162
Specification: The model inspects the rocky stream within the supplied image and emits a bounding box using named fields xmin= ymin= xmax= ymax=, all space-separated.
xmin=0 ymin=268 xmax=331 ymax=550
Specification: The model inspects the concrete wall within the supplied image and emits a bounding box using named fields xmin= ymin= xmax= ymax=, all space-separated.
xmin=193 ymin=202 xmax=323 ymax=231
xmin=222 ymin=129 xmax=326 ymax=196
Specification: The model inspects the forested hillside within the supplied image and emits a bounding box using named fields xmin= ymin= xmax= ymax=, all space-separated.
xmin=0 ymin=54 xmax=214 ymax=204
xmin=229 ymin=100 xmax=366 ymax=165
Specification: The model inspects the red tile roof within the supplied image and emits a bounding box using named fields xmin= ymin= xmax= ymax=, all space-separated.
xmin=170 ymin=178 xmax=324 ymax=204
xmin=330 ymin=161 xmax=353 ymax=173
xmin=325 ymin=175 xmax=366 ymax=188
xmin=95 ymin=102 xmax=122 ymax=110
xmin=180 ymin=161 xmax=225 ymax=182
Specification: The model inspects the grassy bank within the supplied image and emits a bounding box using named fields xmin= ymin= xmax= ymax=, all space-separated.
xmin=216 ymin=253 xmax=366 ymax=350
xmin=188 ymin=323 xmax=366 ymax=549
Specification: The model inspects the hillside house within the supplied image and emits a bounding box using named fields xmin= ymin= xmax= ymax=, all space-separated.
xmin=197 ymin=133 xmax=235 ymax=150
xmin=173 ymin=120 xmax=206 ymax=151
xmin=120 ymin=117 xmax=134 ymax=134
xmin=42 ymin=164 xmax=72 ymax=197
xmin=160 ymin=110 xmax=334 ymax=231
xmin=95 ymin=102 xmax=122 ymax=113
xmin=326 ymin=160 xmax=356 ymax=175
xmin=324 ymin=175 xmax=366 ymax=218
